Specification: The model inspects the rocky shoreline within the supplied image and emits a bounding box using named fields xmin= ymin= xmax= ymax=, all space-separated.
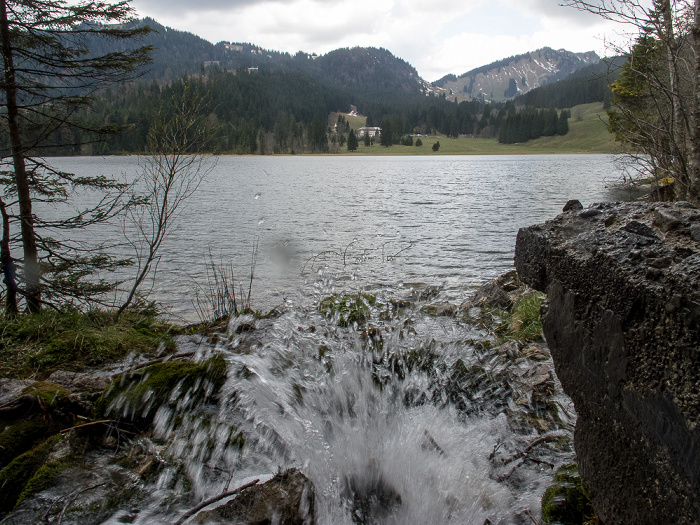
xmin=0 ymin=274 xmax=576 ymax=524
xmin=516 ymin=200 xmax=700 ymax=524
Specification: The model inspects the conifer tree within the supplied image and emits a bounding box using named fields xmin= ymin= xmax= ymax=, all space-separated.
xmin=0 ymin=0 xmax=152 ymax=312
xmin=557 ymin=109 xmax=570 ymax=135
xmin=347 ymin=129 xmax=359 ymax=151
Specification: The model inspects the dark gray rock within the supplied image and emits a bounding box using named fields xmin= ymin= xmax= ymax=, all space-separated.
xmin=460 ymin=269 xmax=523 ymax=311
xmin=47 ymin=370 xmax=113 ymax=396
xmin=562 ymin=199 xmax=583 ymax=212
xmin=515 ymin=201 xmax=700 ymax=524
xmin=200 ymin=468 xmax=315 ymax=525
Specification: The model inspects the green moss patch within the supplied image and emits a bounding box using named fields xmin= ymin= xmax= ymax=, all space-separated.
xmin=476 ymin=292 xmax=546 ymax=344
xmin=21 ymin=381 xmax=72 ymax=408
xmin=541 ymin=463 xmax=595 ymax=524
xmin=95 ymin=354 xmax=227 ymax=426
xmin=0 ymin=434 xmax=62 ymax=513
xmin=0 ymin=419 xmax=51 ymax=471
xmin=320 ymin=293 xmax=376 ymax=327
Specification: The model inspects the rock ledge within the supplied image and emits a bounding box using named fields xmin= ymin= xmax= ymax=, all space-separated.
xmin=515 ymin=201 xmax=700 ymax=524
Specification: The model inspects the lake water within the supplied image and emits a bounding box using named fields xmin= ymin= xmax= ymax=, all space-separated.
xmin=47 ymin=154 xmax=627 ymax=524
xmin=48 ymin=154 xmax=625 ymax=319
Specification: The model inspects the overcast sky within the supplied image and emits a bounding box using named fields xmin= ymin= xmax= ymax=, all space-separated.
xmin=129 ymin=0 xmax=626 ymax=81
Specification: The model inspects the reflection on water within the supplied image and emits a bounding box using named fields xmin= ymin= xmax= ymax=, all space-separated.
xmin=47 ymin=154 xmax=625 ymax=319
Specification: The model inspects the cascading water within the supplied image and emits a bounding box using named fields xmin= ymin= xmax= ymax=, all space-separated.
xmin=102 ymin=281 xmax=575 ymax=525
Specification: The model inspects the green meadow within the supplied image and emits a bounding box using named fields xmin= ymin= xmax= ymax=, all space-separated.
xmin=338 ymin=103 xmax=617 ymax=156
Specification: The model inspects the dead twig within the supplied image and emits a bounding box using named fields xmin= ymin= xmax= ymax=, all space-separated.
xmin=173 ymin=479 xmax=260 ymax=525
xmin=301 ymin=250 xmax=340 ymax=275
xmin=386 ymin=243 xmax=414 ymax=261
xmin=501 ymin=433 xmax=567 ymax=465
xmin=129 ymin=351 xmax=195 ymax=372
xmin=57 ymin=482 xmax=110 ymax=525
xmin=498 ymin=458 xmax=526 ymax=481
xmin=60 ymin=420 xmax=112 ymax=434
xmin=523 ymin=508 xmax=541 ymax=525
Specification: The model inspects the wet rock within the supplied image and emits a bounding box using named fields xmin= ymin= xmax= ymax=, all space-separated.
xmin=424 ymin=301 xmax=457 ymax=316
xmin=47 ymin=370 xmax=113 ymax=396
xmin=199 ymin=468 xmax=315 ymax=525
xmin=515 ymin=201 xmax=700 ymax=523
xmin=691 ymin=223 xmax=700 ymax=241
xmin=0 ymin=379 xmax=35 ymax=406
xmin=654 ymin=207 xmax=688 ymax=231
xmin=460 ymin=270 xmax=524 ymax=311
xmin=344 ymin=463 xmax=401 ymax=525
xmin=562 ymin=199 xmax=583 ymax=212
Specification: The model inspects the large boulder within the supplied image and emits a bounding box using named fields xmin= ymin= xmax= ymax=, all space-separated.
xmin=515 ymin=201 xmax=700 ymax=524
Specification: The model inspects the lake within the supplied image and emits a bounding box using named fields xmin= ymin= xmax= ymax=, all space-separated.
xmin=46 ymin=153 xmax=628 ymax=524
xmin=48 ymin=154 xmax=626 ymax=320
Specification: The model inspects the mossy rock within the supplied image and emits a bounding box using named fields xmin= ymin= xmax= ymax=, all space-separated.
xmin=541 ymin=463 xmax=595 ymax=524
xmin=21 ymin=381 xmax=72 ymax=408
xmin=0 ymin=419 xmax=51 ymax=471
xmin=17 ymin=457 xmax=73 ymax=507
xmin=94 ymin=354 xmax=227 ymax=427
xmin=320 ymin=293 xmax=376 ymax=327
xmin=0 ymin=433 xmax=62 ymax=513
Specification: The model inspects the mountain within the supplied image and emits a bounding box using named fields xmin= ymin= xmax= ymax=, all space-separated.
xmin=309 ymin=47 xmax=423 ymax=96
xmin=513 ymin=56 xmax=624 ymax=109
xmin=433 ymin=47 xmax=600 ymax=103
xmin=97 ymin=19 xmax=423 ymax=97
xmin=99 ymin=19 xmax=598 ymax=105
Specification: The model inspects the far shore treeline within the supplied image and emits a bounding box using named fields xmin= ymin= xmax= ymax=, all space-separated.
xmin=19 ymin=19 xmax=615 ymax=157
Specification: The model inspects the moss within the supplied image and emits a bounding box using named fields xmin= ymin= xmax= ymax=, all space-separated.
xmin=94 ymin=354 xmax=228 ymax=425
xmin=17 ymin=457 xmax=73 ymax=507
xmin=0 ymin=419 xmax=51 ymax=471
xmin=21 ymin=381 xmax=72 ymax=408
xmin=320 ymin=293 xmax=376 ymax=327
xmin=541 ymin=463 xmax=595 ymax=524
xmin=0 ymin=433 xmax=62 ymax=513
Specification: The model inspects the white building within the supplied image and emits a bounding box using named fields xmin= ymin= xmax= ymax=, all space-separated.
xmin=357 ymin=126 xmax=382 ymax=138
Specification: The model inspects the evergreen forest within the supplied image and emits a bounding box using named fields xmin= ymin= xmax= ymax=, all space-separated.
xmin=10 ymin=18 xmax=619 ymax=156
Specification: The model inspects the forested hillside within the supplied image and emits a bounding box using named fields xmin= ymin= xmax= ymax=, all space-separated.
xmin=85 ymin=19 xmax=425 ymax=96
xmin=38 ymin=18 xmax=618 ymax=155
xmin=434 ymin=47 xmax=599 ymax=102
xmin=514 ymin=57 xmax=623 ymax=109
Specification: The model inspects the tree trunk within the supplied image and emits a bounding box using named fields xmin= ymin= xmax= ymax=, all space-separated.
xmin=658 ymin=0 xmax=690 ymax=198
xmin=0 ymin=0 xmax=41 ymax=311
xmin=659 ymin=0 xmax=690 ymax=197
xmin=0 ymin=198 xmax=17 ymax=315
xmin=691 ymin=0 xmax=700 ymax=203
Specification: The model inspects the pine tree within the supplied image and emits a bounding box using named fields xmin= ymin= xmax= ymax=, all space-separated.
xmin=557 ymin=109 xmax=570 ymax=136
xmin=347 ymin=129 xmax=359 ymax=151
xmin=0 ymin=0 xmax=152 ymax=312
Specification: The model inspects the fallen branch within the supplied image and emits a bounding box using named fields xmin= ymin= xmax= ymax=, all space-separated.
xmin=523 ymin=508 xmax=541 ymax=525
xmin=129 ymin=352 xmax=195 ymax=372
xmin=173 ymin=479 xmax=260 ymax=525
xmin=501 ymin=433 xmax=567 ymax=465
xmin=57 ymin=482 xmax=109 ymax=525
xmin=60 ymin=420 xmax=113 ymax=434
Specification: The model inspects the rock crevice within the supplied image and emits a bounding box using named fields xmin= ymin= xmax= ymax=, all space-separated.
xmin=515 ymin=201 xmax=700 ymax=524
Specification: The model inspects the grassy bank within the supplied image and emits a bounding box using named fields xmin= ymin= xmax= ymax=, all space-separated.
xmin=337 ymin=103 xmax=616 ymax=156
xmin=0 ymin=307 xmax=176 ymax=379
